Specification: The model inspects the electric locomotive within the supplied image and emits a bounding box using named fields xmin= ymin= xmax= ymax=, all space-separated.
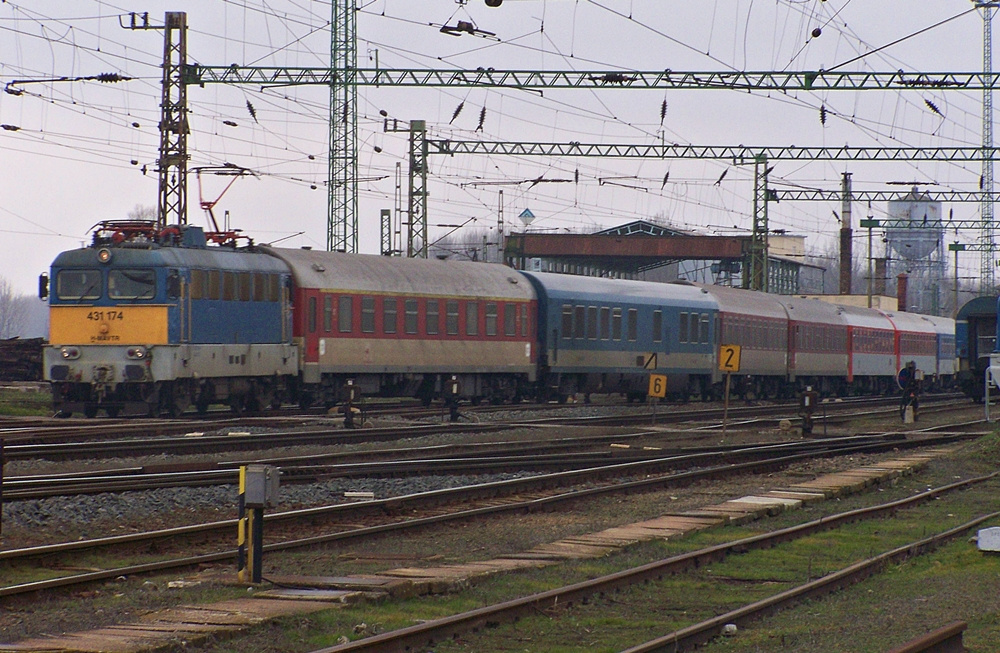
xmin=42 ymin=221 xmax=296 ymax=417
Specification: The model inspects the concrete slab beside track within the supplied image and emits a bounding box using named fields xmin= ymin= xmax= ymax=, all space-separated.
xmin=0 ymin=448 xmax=951 ymax=653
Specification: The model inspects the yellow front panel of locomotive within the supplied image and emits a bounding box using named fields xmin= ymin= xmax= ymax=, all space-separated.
xmin=49 ymin=306 xmax=169 ymax=345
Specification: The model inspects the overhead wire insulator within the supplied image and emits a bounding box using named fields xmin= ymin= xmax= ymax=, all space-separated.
xmin=820 ymin=104 xmax=827 ymax=125
xmin=450 ymin=101 xmax=465 ymax=125
xmin=660 ymin=99 xmax=668 ymax=125
xmin=246 ymin=100 xmax=258 ymax=123
xmin=476 ymin=106 xmax=487 ymax=132
xmin=96 ymin=73 xmax=128 ymax=83
xmin=924 ymin=99 xmax=943 ymax=117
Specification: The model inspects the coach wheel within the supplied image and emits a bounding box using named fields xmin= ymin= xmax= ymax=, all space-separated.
xmin=84 ymin=405 xmax=98 ymax=419
xmin=106 ymin=407 xmax=120 ymax=418
xmin=196 ymin=399 xmax=210 ymax=415
xmin=55 ymin=410 xmax=72 ymax=419
xmin=229 ymin=396 xmax=245 ymax=416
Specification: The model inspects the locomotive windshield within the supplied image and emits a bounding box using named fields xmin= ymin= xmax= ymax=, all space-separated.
xmin=56 ymin=269 xmax=102 ymax=300
xmin=108 ymin=269 xmax=156 ymax=300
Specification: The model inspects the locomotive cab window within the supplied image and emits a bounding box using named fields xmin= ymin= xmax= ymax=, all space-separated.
xmin=56 ymin=269 xmax=102 ymax=300
xmin=108 ymin=269 xmax=156 ymax=300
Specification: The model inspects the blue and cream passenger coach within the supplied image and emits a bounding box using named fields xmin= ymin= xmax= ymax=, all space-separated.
xmin=520 ymin=272 xmax=719 ymax=401
xmin=44 ymin=222 xmax=296 ymax=417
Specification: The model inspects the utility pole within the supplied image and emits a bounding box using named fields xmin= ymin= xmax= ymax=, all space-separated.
xmin=125 ymin=12 xmax=189 ymax=229
xmin=329 ymin=0 xmax=358 ymax=253
xmin=839 ymin=172 xmax=853 ymax=295
xmin=977 ymin=1 xmax=999 ymax=293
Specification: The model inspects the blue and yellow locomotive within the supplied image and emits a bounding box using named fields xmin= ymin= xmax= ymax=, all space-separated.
xmin=43 ymin=221 xmax=295 ymax=417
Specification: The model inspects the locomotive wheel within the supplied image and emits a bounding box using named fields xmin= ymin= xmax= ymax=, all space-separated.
xmin=84 ymin=405 xmax=98 ymax=419
xmin=106 ymin=407 xmax=121 ymax=418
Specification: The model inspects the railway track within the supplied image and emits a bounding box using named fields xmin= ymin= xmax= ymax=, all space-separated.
xmin=308 ymin=473 xmax=999 ymax=653
xmin=0 ymin=393 xmax=969 ymax=462
xmin=0 ymin=429 xmax=977 ymax=601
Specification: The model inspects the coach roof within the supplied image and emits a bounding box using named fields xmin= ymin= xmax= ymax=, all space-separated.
xmin=262 ymin=247 xmax=536 ymax=301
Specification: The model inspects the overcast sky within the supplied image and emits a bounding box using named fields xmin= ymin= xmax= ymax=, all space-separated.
xmin=0 ymin=1 xmax=992 ymax=296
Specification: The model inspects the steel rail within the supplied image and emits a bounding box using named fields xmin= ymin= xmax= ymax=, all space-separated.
xmin=306 ymin=474 xmax=1000 ymax=653
xmin=0 ymin=434 xmax=962 ymax=599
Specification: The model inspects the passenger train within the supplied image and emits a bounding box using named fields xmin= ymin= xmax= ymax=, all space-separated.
xmin=41 ymin=221 xmax=957 ymax=417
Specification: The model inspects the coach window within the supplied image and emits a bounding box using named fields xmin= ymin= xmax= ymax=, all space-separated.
xmin=427 ymin=299 xmax=440 ymax=335
xmin=383 ymin=298 xmax=398 ymax=334
xmin=574 ymin=306 xmax=585 ymax=339
xmin=405 ymin=299 xmax=418 ymax=334
xmin=466 ymin=301 xmax=479 ymax=336
xmin=689 ymin=313 xmax=700 ymax=345
xmin=586 ymin=306 xmax=598 ymax=340
xmin=504 ymin=303 xmax=516 ymax=337
xmin=323 ymin=295 xmax=333 ymax=332
xmin=238 ymin=273 xmax=252 ymax=301
xmin=679 ymin=312 xmax=689 ymax=343
xmin=600 ymin=307 xmax=610 ymax=340
xmin=612 ymin=308 xmax=622 ymax=340
xmin=308 ymin=296 xmax=317 ymax=334
xmin=700 ymin=314 xmax=710 ymax=344
xmin=109 ymin=269 xmax=156 ymax=300
xmin=561 ymin=305 xmax=573 ymax=339
xmin=446 ymin=300 xmax=460 ymax=335
xmin=627 ymin=308 xmax=638 ymax=342
xmin=486 ymin=302 xmax=498 ymax=336
xmin=339 ymin=296 xmax=354 ymax=333
xmin=56 ymin=269 xmax=102 ymax=300
xmin=360 ymin=296 xmax=374 ymax=333
xmin=652 ymin=310 xmax=663 ymax=343
xmin=521 ymin=304 xmax=528 ymax=338
xmin=222 ymin=272 xmax=236 ymax=300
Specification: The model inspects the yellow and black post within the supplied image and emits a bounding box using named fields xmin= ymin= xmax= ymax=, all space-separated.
xmin=237 ymin=466 xmax=248 ymax=582
xmin=238 ymin=465 xmax=279 ymax=584
xmin=1 ymin=439 xmax=5 ymax=536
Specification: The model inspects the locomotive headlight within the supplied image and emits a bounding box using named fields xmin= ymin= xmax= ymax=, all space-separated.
xmin=60 ymin=347 xmax=81 ymax=360
xmin=126 ymin=346 xmax=147 ymax=360
xmin=97 ymin=248 xmax=112 ymax=264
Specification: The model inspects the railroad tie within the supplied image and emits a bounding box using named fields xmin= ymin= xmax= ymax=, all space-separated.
xmin=0 ymin=447 xmax=959 ymax=653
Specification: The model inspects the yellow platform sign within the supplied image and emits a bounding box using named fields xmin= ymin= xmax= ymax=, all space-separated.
xmin=719 ymin=344 xmax=742 ymax=372
xmin=50 ymin=305 xmax=169 ymax=345
xmin=648 ymin=374 xmax=668 ymax=398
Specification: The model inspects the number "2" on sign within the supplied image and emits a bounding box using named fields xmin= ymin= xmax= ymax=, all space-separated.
xmin=719 ymin=345 xmax=742 ymax=372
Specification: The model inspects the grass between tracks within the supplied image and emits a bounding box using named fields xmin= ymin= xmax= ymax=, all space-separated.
xmin=182 ymin=435 xmax=1000 ymax=653
xmin=0 ymin=387 xmax=49 ymax=416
